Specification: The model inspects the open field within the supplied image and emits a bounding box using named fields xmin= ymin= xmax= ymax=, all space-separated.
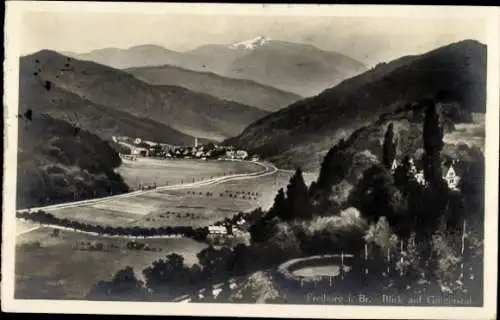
xmin=47 ymin=169 xmax=317 ymax=229
xmin=135 ymin=169 xmax=317 ymax=227
xmin=117 ymin=158 xmax=264 ymax=189
xmin=16 ymin=219 xmax=40 ymax=235
xmin=187 ymin=170 xmax=318 ymax=211
xmin=130 ymin=190 xmax=260 ymax=227
xmin=444 ymin=113 xmax=485 ymax=151
xmin=15 ymin=227 xmax=207 ymax=299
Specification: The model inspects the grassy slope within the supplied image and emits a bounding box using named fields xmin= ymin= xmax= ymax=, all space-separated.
xmin=19 ymin=80 xmax=202 ymax=145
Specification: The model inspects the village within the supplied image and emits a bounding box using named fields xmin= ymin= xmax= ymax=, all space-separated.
xmin=113 ymin=136 xmax=259 ymax=162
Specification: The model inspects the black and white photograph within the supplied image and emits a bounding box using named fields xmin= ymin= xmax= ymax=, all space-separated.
xmin=2 ymin=2 xmax=499 ymax=319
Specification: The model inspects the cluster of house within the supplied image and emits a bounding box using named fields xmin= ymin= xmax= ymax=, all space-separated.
xmin=163 ymin=145 xmax=252 ymax=161
xmin=390 ymin=157 xmax=461 ymax=191
xmin=115 ymin=136 xmax=259 ymax=162
xmin=207 ymin=217 xmax=249 ymax=239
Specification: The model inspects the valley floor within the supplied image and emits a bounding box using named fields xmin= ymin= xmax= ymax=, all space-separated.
xmin=14 ymin=158 xmax=317 ymax=299
xmin=117 ymin=157 xmax=264 ymax=190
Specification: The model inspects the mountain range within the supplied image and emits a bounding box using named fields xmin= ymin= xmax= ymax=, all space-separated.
xmin=125 ymin=64 xmax=301 ymax=112
xmin=63 ymin=37 xmax=366 ymax=97
xmin=226 ymin=39 xmax=487 ymax=171
xmin=20 ymin=50 xmax=268 ymax=143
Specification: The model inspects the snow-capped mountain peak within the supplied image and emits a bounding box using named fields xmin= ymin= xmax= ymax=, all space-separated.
xmin=228 ymin=36 xmax=271 ymax=50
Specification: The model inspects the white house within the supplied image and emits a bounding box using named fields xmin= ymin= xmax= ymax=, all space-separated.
xmin=132 ymin=147 xmax=149 ymax=157
xmin=208 ymin=225 xmax=228 ymax=235
xmin=143 ymin=140 xmax=157 ymax=147
xmin=212 ymin=287 xmax=222 ymax=298
xmin=390 ymin=159 xmax=398 ymax=173
xmin=134 ymin=137 xmax=142 ymax=145
xmin=444 ymin=164 xmax=460 ymax=191
xmin=195 ymin=151 xmax=204 ymax=158
xmin=409 ymin=158 xmax=418 ymax=175
xmin=415 ymin=170 xmax=426 ymax=186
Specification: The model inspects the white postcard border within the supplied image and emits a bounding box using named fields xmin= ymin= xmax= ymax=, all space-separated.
xmin=2 ymin=2 xmax=499 ymax=319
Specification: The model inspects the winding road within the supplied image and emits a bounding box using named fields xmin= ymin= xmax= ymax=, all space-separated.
xmin=16 ymin=160 xmax=278 ymax=237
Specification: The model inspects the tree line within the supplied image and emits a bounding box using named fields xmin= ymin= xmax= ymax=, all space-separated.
xmin=16 ymin=210 xmax=209 ymax=241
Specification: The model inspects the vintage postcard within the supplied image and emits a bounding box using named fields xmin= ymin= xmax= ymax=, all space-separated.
xmin=2 ymin=2 xmax=499 ymax=319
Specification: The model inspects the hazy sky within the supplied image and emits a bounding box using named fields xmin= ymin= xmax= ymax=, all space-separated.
xmin=21 ymin=11 xmax=487 ymax=66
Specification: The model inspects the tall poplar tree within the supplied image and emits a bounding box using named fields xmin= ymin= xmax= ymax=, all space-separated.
xmin=382 ymin=123 xmax=397 ymax=169
xmin=422 ymin=102 xmax=444 ymax=186
xmin=285 ymin=167 xmax=311 ymax=220
xmin=268 ymin=188 xmax=286 ymax=220
xmin=316 ymin=139 xmax=349 ymax=194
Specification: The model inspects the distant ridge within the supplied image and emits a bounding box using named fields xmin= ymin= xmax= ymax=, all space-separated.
xmin=126 ymin=64 xmax=301 ymax=112
xmin=226 ymin=39 xmax=487 ymax=171
xmin=63 ymin=39 xmax=367 ymax=97
xmin=20 ymin=50 xmax=268 ymax=143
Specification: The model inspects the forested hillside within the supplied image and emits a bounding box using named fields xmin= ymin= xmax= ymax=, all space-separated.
xmin=17 ymin=113 xmax=129 ymax=209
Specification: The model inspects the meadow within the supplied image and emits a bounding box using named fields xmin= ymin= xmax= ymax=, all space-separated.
xmin=117 ymin=158 xmax=264 ymax=189
xmin=443 ymin=113 xmax=485 ymax=151
xmin=16 ymin=219 xmax=40 ymax=235
xmin=187 ymin=170 xmax=318 ymax=211
xmin=47 ymin=169 xmax=318 ymax=229
xmin=15 ymin=227 xmax=207 ymax=299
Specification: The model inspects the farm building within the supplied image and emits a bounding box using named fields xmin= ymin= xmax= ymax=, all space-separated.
xmin=119 ymin=153 xmax=137 ymax=161
xmin=208 ymin=225 xmax=228 ymax=235
xmin=132 ymin=147 xmax=149 ymax=157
